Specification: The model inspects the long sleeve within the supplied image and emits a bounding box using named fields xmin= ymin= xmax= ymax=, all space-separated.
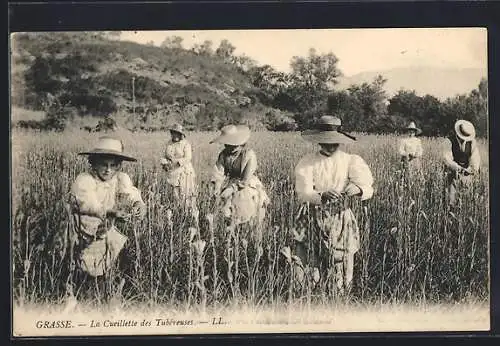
xmin=398 ymin=139 xmax=408 ymax=157
xmin=70 ymin=173 xmax=104 ymax=217
xmin=116 ymin=173 xmax=146 ymax=219
xmin=211 ymin=153 xmax=225 ymax=182
xmin=163 ymin=143 xmax=173 ymax=161
xmin=117 ymin=173 xmax=144 ymax=205
xmin=415 ymin=139 xmax=423 ymax=158
xmin=241 ymin=149 xmax=258 ymax=182
xmin=470 ymin=141 xmax=481 ymax=172
xmin=443 ymin=150 xmax=461 ymax=172
xmin=294 ymin=157 xmax=321 ymax=205
xmin=175 ymin=141 xmax=193 ymax=167
xmin=211 ymin=152 xmax=226 ymax=194
xmin=346 ymin=155 xmax=374 ymax=201
xmin=399 ymin=138 xmax=423 ymax=158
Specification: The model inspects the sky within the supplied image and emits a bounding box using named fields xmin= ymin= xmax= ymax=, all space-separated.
xmin=118 ymin=28 xmax=487 ymax=76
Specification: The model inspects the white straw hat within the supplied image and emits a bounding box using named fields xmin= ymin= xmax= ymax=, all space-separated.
xmin=78 ymin=136 xmax=137 ymax=162
xmin=210 ymin=125 xmax=251 ymax=146
xmin=454 ymin=120 xmax=476 ymax=141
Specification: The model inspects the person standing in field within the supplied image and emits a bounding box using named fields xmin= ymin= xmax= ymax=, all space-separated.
xmin=67 ymin=136 xmax=147 ymax=299
xmin=160 ymin=123 xmax=198 ymax=218
xmin=209 ymin=124 xmax=270 ymax=229
xmin=398 ymin=121 xmax=424 ymax=173
xmin=443 ymin=119 xmax=481 ymax=207
xmin=293 ymin=115 xmax=374 ymax=295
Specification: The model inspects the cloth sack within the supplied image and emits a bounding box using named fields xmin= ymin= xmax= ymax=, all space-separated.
xmin=78 ymin=226 xmax=128 ymax=277
xmin=220 ymin=180 xmax=268 ymax=225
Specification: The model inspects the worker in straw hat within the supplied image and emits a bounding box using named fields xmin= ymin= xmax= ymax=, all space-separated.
xmin=67 ymin=136 xmax=147 ymax=299
xmin=443 ymin=119 xmax=481 ymax=206
xmin=160 ymin=123 xmax=198 ymax=219
xmin=398 ymin=121 xmax=424 ymax=173
xmin=293 ymin=115 xmax=374 ymax=295
xmin=209 ymin=124 xmax=270 ymax=229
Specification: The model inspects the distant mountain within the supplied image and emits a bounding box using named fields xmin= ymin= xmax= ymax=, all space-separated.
xmin=336 ymin=66 xmax=487 ymax=100
xmin=10 ymin=33 xmax=488 ymax=134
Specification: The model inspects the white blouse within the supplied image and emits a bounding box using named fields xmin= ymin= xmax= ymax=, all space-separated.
xmin=164 ymin=139 xmax=193 ymax=167
xmin=398 ymin=137 xmax=423 ymax=158
xmin=70 ymin=171 xmax=145 ymax=236
xmin=295 ymin=150 xmax=374 ymax=205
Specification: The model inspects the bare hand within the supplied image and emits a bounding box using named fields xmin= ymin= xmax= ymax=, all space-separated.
xmin=161 ymin=157 xmax=175 ymax=168
xmin=344 ymin=184 xmax=362 ymax=197
xmin=462 ymin=167 xmax=474 ymax=176
xmin=321 ymin=190 xmax=342 ymax=204
xmin=167 ymin=156 xmax=181 ymax=166
xmin=106 ymin=209 xmax=129 ymax=220
xmin=220 ymin=187 xmax=234 ymax=199
xmin=131 ymin=201 xmax=147 ymax=218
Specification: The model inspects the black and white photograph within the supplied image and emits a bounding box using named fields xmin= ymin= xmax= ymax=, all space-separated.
xmin=10 ymin=28 xmax=489 ymax=336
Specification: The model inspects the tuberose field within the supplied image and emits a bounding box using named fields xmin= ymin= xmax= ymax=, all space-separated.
xmin=11 ymin=129 xmax=490 ymax=327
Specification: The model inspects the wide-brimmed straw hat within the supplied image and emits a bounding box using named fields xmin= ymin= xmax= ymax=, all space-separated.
xmin=454 ymin=119 xmax=476 ymax=141
xmin=78 ymin=136 xmax=137 ymax=162
xmin=405 ymin=121 xmax=422 ymax=135
xmin=210 ymin=124 xmax=251 ymax=146
xmin=301 ymin=115 xmax=356 ymax=144
xmin=169 ymin=123 xmax=186 ymax=137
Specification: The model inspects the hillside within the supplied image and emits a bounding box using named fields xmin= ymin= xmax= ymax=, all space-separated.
xmin=10 ymin=32 xmax=276 ymax=130
xmin=336 ymin=66 xmax=487 ymax=100
xmin=10 ymin=33 xmax=487 ymax=136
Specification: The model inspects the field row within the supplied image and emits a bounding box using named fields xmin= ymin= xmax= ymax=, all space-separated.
xmin=11 ymin=130 xmax=490 ymax=306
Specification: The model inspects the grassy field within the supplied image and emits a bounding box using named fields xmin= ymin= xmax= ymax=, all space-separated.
xmin=11 ymin=129 xmax=490 ymax=314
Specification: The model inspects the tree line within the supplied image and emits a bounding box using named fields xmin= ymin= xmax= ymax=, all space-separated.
xmin=13 ymin=33 xmax=488 ymax=137
xmin=245 ymin=48 xmax=487 ymax=137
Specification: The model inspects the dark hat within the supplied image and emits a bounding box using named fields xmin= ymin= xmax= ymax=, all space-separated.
xmin=301 ymin=115 xmax=356 ymax=144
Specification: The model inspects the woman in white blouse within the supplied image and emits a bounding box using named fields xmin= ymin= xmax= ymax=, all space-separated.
xmin=160 ymin=124 xmax=198 ymax=216
xmin=209 ymin=125 xmax=270 ymax=282
xmin=294 ymin=115 xmax=374 ymax=295
xmin=209 ymin=124 xmax=270 ymax=227
xmin=69 ymin=137 xmax=146 ymax=298
xmin=398 ymin=121 xmax=423 ymax=172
